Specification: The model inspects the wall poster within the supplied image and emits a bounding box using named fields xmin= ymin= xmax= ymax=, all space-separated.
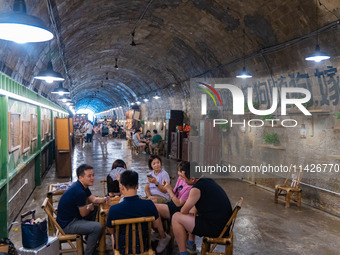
xmin=8 ymin=113 xmax=21 ymax=152
xmin=31 ymin=114 xmax=38 ymax=141
xmin=22 ymin=121 xmax=31 ymax=153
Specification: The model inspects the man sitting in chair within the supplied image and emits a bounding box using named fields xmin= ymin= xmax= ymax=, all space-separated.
xmin=57 ymin=164 xmax=108 ymax=255
xmin=106 ymin=170 xmax=170 ymax=254
xmin=148 ymin=129 xmax=162 ymax=154
xmin=172 ymin=169 xmax=233 ymax=255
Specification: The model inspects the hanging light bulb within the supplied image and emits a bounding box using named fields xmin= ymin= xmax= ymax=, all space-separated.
xmin=236 ymin=66 xmax=252 ymax=79
xmin=34 ymin=61 xmax=64 ymax=83
xmin=305 ymin=0 xmax=330 ymax=63
xmin=130 ymin=31 xmax=136 ymax=46
xmin=236 ymin=28 xmax=252 ymax=79
xmin=305 ymin=44 xmax=330 ymax=62
xmin=51 ymin=82 xmax=70 ymax=95
xmin=58 ymin=96 xmax=71 ymax=102
xmin=131 ymin=102 xmax=135 ymax=105
xmin=153 ymin=94 xmax=160 ymax=99
xmin=0 ymin=0 xmax=54 ymax=43
xmin=143 ymin=98 xmax=149 ymax=102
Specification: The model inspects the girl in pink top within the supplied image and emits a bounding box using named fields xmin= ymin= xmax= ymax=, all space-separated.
xmin=153 ymin=161 xmax=192 ymax=253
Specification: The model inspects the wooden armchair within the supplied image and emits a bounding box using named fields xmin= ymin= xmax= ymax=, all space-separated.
xmin=201 ymin=197 xmax=243 ymax=255
xmin=110 ymin=216 xmax=155 ymax=255
xmin=41 ymin=198 xmax=84 ymax=255
xmin=153 ymin=140 xmax=164 ymax=156
xmin=274 ymin=168 xmax=303 ymax=208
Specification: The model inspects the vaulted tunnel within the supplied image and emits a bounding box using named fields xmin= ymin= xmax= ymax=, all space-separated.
xmin=1 ymin=0 xmax=339 ymax=114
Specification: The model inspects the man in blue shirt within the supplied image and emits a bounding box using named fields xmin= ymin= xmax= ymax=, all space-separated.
xmin=57 ymin=164 xmax=107 ymax=255
xmin=106 ymin=170 xmax=170 ymax=253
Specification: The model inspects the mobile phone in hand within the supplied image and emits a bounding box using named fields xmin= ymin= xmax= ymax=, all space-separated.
xmin=147 ymin=174 xmax=153 ymax=178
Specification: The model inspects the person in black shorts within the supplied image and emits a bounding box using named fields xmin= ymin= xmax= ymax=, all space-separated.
xmin=100 ymin=119 xmax=109 ymax=144
xmin=153 ymin=162 xmax=192 ymax=252
xmin=171 ymin=173 xmax=232 ymax=255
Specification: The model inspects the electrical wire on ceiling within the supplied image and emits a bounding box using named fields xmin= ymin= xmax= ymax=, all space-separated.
xmin=318 ymin=0 xmax=340 ymax=20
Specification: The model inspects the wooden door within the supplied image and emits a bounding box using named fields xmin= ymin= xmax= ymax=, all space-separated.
xmin=55 ymin=117 xmax=72 ymax=177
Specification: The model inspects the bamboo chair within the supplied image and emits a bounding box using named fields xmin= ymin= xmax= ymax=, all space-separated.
xmin=100 ymin=179 xmax=107 ymax=196
xmin=274 ymin=168 xmax=303 ymax=208
xmin=153 ymin=140 xmax=164 ymax=156
xmin=130 ymin=139 xmax=142 ymax=154
xmin=110 ymin=216 xmax=155 ymax=255
xmin=41 ymin=198 xmax=84 ymax=255
xmin=201 ymin=197 xmax=243 ymax=255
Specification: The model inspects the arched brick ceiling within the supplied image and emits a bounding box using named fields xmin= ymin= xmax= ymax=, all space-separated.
xmin=0 ymin=0 xmax=339 ymax=112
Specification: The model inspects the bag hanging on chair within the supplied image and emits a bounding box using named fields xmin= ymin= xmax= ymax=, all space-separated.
xmin=21 ymin=210 xmax=48 ymax=249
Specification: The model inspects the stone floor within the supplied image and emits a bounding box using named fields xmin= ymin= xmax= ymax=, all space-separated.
xmin=9 ymin=137 xmax=340 ymax=255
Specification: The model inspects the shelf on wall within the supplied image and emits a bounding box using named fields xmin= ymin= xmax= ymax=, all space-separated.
xmin=259 ymin=144 xmax=285 ymax=150
xmin=309 ymin=109 xmax=330 ymax=113
xmin=287 ymin=109 xmax=329 ymax=115
xmin=264 ymin=124 xmax=282 ymax=127
xmin=327 ymin=155 xmax=340 ymax=160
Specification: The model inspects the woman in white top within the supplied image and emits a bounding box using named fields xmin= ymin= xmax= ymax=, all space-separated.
xmin=132 ymin=129 xmax=147 ymax=153
xmin=145 ymin=155 xmax=170 ymax=204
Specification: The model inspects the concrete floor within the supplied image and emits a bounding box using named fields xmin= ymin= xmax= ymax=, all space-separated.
xmin=9 ymin=137 xmax=340 ymax=255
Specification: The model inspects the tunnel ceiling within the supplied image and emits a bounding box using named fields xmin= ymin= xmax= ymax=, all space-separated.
xmin=0 ymin=0 xmax=340 ymax=113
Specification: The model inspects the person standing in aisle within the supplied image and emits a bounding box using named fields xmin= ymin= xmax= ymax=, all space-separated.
xmin=85 ymin=120 xmax=93 ymax=143
xmin=100 ymin=119 xmax=109 ymax=145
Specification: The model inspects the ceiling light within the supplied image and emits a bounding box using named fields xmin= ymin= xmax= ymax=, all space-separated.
xmin=58 ymin=96 xmax=72 ymax=103
xmin=130 ymin=31 xmax=136 ymax=46
xmin=136 ymin=101 xmax=141 ymax=105
xmin=236 ymin=66 xmax=252 ymax=79
xmin=305 ymin=0 xmax=330 ymax=63
xmin=131 ymin=102 xmax=135 ymax=105
xmin=305 ymin=44 xmax=330 ymax=62
xmin=153 ymin=95 xmax=160 ymax=99
xmin=115 ymin=58 xmax=119 ymax=69
xmin=51 ymin=82 xmax=70 ymax=95
xmin=143 ymin=98 xmax=149 ymax=102
xmin=34 ymin=61 xmax=64 ymax=83
xmin=236 ymin=28 xmax=252 ymax=79
xmin=0 ymin=0 xmax=53 ymax=43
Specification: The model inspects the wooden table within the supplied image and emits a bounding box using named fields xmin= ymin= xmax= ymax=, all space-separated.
xmin=98 ymin=197 xmax=121 ymax=255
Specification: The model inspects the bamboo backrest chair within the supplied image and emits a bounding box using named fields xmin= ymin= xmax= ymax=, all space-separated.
xmin=100 ymin=179 xmax=107 ymax=196
xmin=130 ymin=139 xmax=142 ymax=154
xmin=41 ymin=197 xmax=84 ymax=255
xmin=274 ymin=168 xmax=303 ymax=208
xmin=201 ymin=197 xmax=243 ymax=255
xmin=153 ymin=140 xmax=165 ymax=156
xmin=110 ymin=216 xmax=155 ymax=255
